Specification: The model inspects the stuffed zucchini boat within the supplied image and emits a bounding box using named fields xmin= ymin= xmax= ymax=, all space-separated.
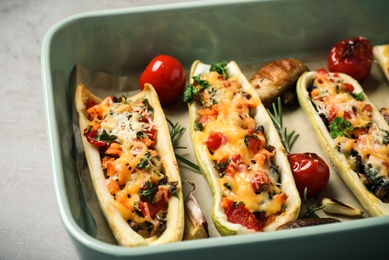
xmin=184 ymin=60 xmax=301 ymax=235
xmin=296 ymin=69 xmax=389 ymax=216
xmin=75 ymin=83 xmax=184 ymax=246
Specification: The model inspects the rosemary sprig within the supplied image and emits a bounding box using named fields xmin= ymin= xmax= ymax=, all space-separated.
xmin=301 ymin=188 xmax=325 ymax=219
xmin=167 ymin=119 xmax=201 ymax=173
xmin=267 ymin=97 xmax=299 ymax=154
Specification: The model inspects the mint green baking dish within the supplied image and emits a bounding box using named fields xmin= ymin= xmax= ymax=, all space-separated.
xmin=41 ymin=0 xmax=389 ymax=259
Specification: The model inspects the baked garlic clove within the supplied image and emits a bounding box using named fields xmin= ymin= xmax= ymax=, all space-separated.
xmin=322 ymin=197 xmax=364 ymax=217
xmin=183 ymin=181 xmax=209 ymax=240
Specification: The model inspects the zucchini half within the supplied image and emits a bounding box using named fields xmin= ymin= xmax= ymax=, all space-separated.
xmin=297 ymin=70 xmax=389 ymax=216
xmin=187 ymin=60 xmax=301 ymax=235
xmin=75 ymin=83 xmax=184 ymax=246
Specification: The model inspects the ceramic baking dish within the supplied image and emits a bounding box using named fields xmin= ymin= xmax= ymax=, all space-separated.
xmin=41 ymin=0 xmax=389 ymax=259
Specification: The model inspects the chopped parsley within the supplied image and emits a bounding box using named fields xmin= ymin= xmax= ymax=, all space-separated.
xmin=351 ymin=92 xmax=364 ymax=101
xmin=183 ymin=75 xmax=210 ymax=107
xmin=94 ymin=129 xmax=117 ymax=144
xmin=139 ymin=181 xmax=157 ymax=201
xmin=329 ymin=117 xmax=353 ymax=139
xmin=169 ymin=181 xmax=179 ymax=198
xmin=136 ymin=157 xmax=149 ymax=169
xmin=142 ymin=98 xmax=154 ymax=116
xmin=194 ymin=122 xmax=204 ymax=131
xmin=210 ymin=61 xmax=228 ymax=79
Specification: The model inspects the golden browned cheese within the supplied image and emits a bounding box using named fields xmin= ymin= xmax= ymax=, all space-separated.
xmin=75 ymin=83 xmax=184 ymax=247
xmin=249 ymin=58 xmax=309 ymax=107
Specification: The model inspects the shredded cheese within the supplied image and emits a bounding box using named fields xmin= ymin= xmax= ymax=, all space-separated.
xmin=85 ymin=95 xmax=173 ymax=238
xmin=310 ymin=70 xmax=389 ymax=201
xmin=194 ymin=69 xmax=287 ymax=228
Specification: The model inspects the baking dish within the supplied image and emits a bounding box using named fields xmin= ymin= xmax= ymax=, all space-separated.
xmin=41 ymin=0 xmax=389 ymax=259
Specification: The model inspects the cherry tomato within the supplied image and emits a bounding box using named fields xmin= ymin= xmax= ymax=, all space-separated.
xmin=139 ymin=54 xmax=186 ymax=104
xmin=287 ymin=152 xmax=330 ymax=197
xmin=327 ymin=36 xmax=373 ymax=82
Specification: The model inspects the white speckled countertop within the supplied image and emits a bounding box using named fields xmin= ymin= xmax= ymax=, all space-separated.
xmin=0 ymin=1 xmax=198 ymax=259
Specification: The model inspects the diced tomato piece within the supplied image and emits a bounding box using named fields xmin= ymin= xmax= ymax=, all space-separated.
xmin=205 ymin=132 xmax=226 ymax=151
xmin=83 ymin=128 xmax=106 ymax=147
xmin=140 ymin=198 xmax=167 ymax=219
xmin=341 ymin=83 xmax=354 ymax=93
xmin=87 ymin=100 xmax=98 ymax=109
xmin=246 ymin=134 xmax=264 ymax=152
xmin=222 ymin=198 xmax=264 ymax=231
xmin=145 ymin=126 xmax=158 ymax=140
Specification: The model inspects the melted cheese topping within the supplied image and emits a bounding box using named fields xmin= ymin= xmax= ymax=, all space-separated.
xmin=85 ymin=96 xmax=173 ymax=238
xmin=310 ymin=70 xmax=389 ymax=200
xmin=194 ymin=70 xmax=287 ymax=226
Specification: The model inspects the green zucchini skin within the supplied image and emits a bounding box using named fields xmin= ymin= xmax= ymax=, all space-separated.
xmin=297 ymin=71 xmax=389 ymax=216
xmin=187 ymin=60 xmax=301 ymax=235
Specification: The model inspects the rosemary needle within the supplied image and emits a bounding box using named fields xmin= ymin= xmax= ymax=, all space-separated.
xmin=167 ymin=118 xmax=201 ymax=173
xmin=266 ymin=97 xmax=299 ymax=154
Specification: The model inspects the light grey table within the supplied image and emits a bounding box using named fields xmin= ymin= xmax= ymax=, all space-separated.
xmin=0 ymin=1 xmax=200 ymax=259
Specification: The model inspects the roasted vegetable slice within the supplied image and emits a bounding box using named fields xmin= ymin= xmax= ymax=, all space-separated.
xmin=75 ymin=83 xmax=184 ymax=246
xmin=373 ymin=44 xmax=389 ymax=82
xmin=321 ymin=198 xmax=364 ymax=217
xmin=297 ymin=69 xmax=389 ymax=216
xmin=185 ymin=60 xmax=301 ymax=235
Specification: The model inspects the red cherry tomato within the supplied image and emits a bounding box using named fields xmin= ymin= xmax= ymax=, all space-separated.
xmin=327 ymin=36 xmax=373 ymax=82
xmin=287 ymin=152 xmax=330 ymax=197
xmin=139 ymin=54 xmax=186 ymax=104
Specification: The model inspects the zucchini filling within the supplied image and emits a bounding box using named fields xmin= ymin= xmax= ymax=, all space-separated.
xmin=83 ymin=95 xmax=177 ymax=238
xmin=307 ymin=69 xmax=389 ymax=202
xmin=185 ymin=63 xmax=288 ymax=231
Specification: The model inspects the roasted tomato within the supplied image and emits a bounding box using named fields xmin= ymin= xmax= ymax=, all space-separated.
xmin=288 ymin=152 xmax=330 ymax=197
xmin=327 ymin=36 xmax=373 ymax=82
xmin=139 ymin=54 xmax=186 ymax=104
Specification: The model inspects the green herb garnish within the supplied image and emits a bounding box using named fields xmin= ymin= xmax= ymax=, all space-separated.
xmin=210 ymin=61 xmax=228 ymax=79
xmin=351 ymin=92 xmax=364 ymax=101
xmin=183 ymin=75 xmax=210 ymax=107
xmin=267 ymin=97 xmax=299 ymax=154
xmin=94 ymin=130 xmax=117 ymax=144
xmin=142 ymin=98 xmax=154 ymax=116
xmin=301 ymin=188 xmax=325 ymax=219
xmin=329 ymin=117 xmax=353 ymax=139
xmin=167 ymin=119 xmax=201 ymax=173
xmin=169 ymin=181 xmax=179 ymax=198
xmin=136 ymin=157 xmax=149 ymax=170
xmin=139 ymin=181 xmax=157 ymax=201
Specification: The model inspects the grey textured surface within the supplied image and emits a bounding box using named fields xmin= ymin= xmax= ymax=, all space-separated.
xmin=0 ymin=1 xmax=199 ymax=259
